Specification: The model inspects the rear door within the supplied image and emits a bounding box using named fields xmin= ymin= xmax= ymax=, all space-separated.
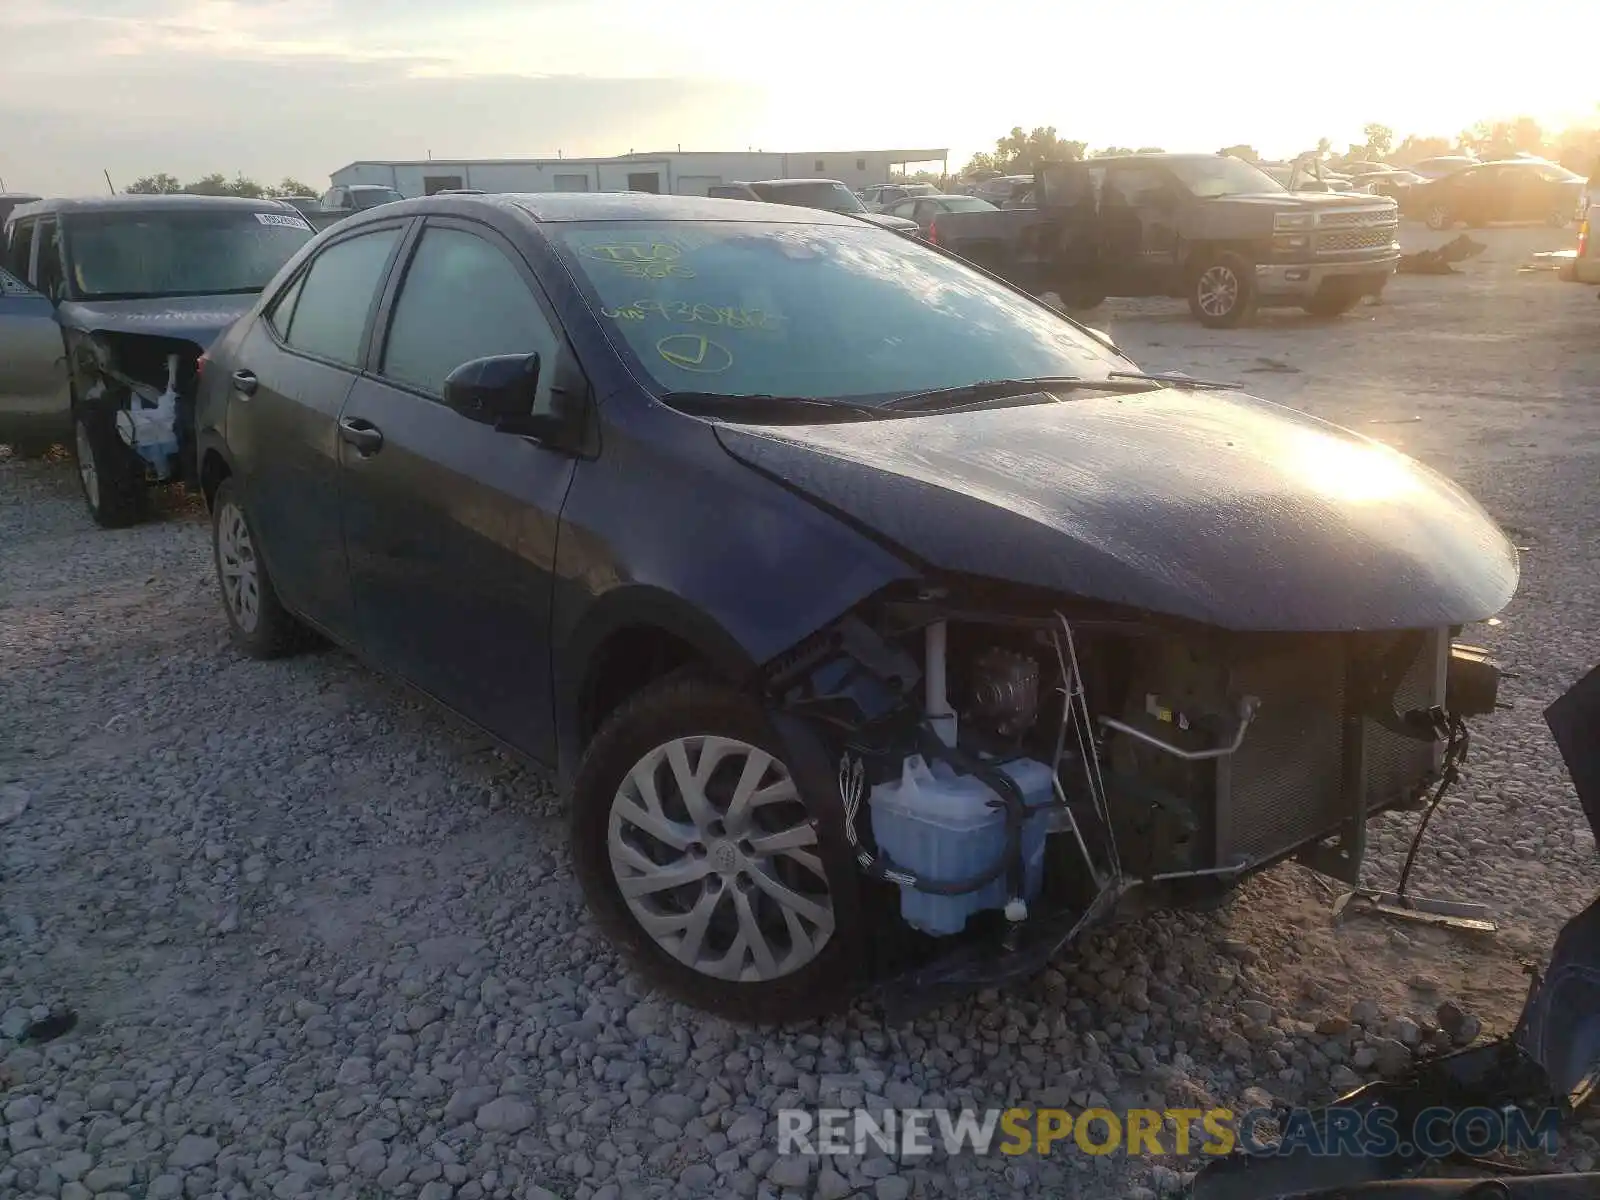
xmin=1100 ymin=163 xmax=1180 ymax=289
xmin=0 ymin=219 xmax=69 ymax=444
xmin=224 ymin=219 xmax=409 ymax=640
xmin=337 ymin=217 xmax=580 ymax=760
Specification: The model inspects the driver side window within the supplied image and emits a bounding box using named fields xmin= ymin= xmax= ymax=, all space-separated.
xmin=6 ymin=219 xmax=35 ymax=279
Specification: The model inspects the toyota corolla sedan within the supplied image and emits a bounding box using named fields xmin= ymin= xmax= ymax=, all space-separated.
xmin=195 ymin=193 xmax=1516 ymax=1021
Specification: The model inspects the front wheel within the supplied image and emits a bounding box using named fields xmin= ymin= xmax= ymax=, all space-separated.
xmin=570 ymin=677 xmax=859 ymax=1022
xmin=72 ymin=410 xmax=146 ymax=528
xmin=1424 ymin=203 xmax=1453 ymax=231
xmin=1302 ymin=283 xmax=1364 ymax=318
xmin=1187 ymin=254 xmax=1255 ymax=328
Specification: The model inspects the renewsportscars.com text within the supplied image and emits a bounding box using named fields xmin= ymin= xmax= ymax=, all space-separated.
xmin=776 ymin=1105 xmax=1562 ymax=1158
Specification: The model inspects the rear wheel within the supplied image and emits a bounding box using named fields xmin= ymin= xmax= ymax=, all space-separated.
xmin=1548 ymin=208 xmax=1572 ymax=229
xmin=73 ymin=410 xmax=146 ymax=528
xmin=1187 ymin=253 xmax=1255 ymax=328
xmin=1424 ymin=203 xmax=1453 ymax=231
xmin=211 ymin=478 xmax=307 ymax=658
xmin=1054 ymin=283 xmax=1106 ymax=311
xmin=570 ymin=677 xmax=859 ymax=1022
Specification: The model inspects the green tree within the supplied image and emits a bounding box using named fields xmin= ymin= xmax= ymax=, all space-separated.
xmin=1390 ymin=133 xmax=1454 ymax=166
xmin=268 ymin=177 xmax=320 ymax=198
xmin=1135 ymin=146 xmax=1167 ymax=154
xmin=125 ymin=172 xmax=183 ymax=194
xmin=1090 ymin=146 xmax=1136 ymax=158
xmin=1218 ymin=144 xmax=1259 ymax=162
xmin=1362 ymin=123 xmax=1394 ymax=158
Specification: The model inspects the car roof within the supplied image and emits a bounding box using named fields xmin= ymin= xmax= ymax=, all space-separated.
xmin=348 ymin=191 xmax=866 ymax=226
xmin=8 ymin=194 xmax=296 ymax=219
xmin=745 ymin=178 xmax=848 ymax=187
xmin=348 ymin=183 xmax=400 ymax=191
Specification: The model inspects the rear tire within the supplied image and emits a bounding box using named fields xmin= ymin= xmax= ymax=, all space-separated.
xmin=1424 ymin=203 xmax=1452 ymax=231
xmin=1053 ymin=282 xmax=1106 ymax=311
xmin=570 ymin=676 xmax=860 ymax=1023
xmin=1187 ymin=253 xmax=1255 ymax=328
xmin=211 ymin=478 xmax=308 ymax=659
xmin=73 ymin=410 xmax=146 ymax=528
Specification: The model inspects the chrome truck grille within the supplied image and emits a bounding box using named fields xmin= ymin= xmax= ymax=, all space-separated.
xmin=1313 ymin=205 xmax=1400 ymax=256
xmin=1317 ymin=227 xmax=1399 ymax=254
xmin=1217 ymin=630 xmax=1446 ymax=866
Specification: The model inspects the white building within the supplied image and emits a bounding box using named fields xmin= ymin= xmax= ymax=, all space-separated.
xmin=328 ymin=148 xmax=950 ymax=198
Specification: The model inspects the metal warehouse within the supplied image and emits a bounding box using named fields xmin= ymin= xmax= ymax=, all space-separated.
xmin=328 ymin=148 xmax=950 ymax=198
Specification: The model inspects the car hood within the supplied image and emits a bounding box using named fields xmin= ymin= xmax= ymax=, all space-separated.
xmin=857 ymin=212 xmax=923 ymax=232
xmin=58 ymin=294 xmax=257 ymax=347
xmin=1215 ymin=192 xmax=1394 ymax=211
xmin=713 ymin=388 xmax=1519 ymax=632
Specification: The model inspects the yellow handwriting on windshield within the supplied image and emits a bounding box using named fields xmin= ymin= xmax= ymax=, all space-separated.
xmin=579 ymin=242 xmax=696 ymax=279
xmin=600 ymin=299 xmax=783 ymax=330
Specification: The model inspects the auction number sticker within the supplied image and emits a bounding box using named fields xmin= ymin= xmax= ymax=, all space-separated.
xmin=256 ymin=212 xmax=312 ymax=231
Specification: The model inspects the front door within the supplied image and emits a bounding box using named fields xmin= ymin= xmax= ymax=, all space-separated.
xmin=337 ymin=218 xmax=579 ymax=761
xmin=225 ymin=220 xmax=409 ymax=640
xmin=0 ymin=260 xmax=69 ymax=447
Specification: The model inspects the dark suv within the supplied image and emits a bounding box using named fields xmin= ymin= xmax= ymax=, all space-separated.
xmin=194 ymin=192 xmax=1514 ymax=1020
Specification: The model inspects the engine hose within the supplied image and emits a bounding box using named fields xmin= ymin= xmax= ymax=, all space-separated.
xmin=836 ymin=724 xmax=1031 ymax=899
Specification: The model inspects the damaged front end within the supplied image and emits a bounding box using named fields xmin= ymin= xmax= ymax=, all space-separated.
xmin=761 ymin=582 xmax=1508 ymax=1020
xmin=69 ymin=328 xmax=204 ymax=484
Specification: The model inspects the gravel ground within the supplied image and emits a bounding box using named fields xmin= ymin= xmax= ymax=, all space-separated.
xmin=3 ymin=221 xmax=1597 ymax=1200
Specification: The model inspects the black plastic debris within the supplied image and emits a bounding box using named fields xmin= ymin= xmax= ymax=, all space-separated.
xmin=1398 ymin=234 xmax=1489 ymax=275
xmin=20 ymin=1009 xmax=78 ymax=1044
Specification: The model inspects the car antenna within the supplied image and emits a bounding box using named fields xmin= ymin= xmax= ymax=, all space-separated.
xmin=103 ymin=169 xmax=116 ymax=195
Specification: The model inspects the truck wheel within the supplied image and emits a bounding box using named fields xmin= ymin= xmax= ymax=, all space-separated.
xmin=1547 ymin=208 xmax=1572 ymax=229
xmin=72 ymin=410 xmax=146 ymax=528
xmin=1302 ymin=282 xmax=1363 ymax=318
xmin=570 ymin=676 xmax=859 ymax=1023
xmin=1424 ymin=203 xmax=1453 ymax=231
xmin=1055 ymin=284 xmax=1106 ymax=311
xmin=1188 ymin=254 xmax=1255 ymax=328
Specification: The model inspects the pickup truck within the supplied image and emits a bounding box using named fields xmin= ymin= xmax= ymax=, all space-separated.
xmin=928 ymin=153 xmax=1400 ymax=327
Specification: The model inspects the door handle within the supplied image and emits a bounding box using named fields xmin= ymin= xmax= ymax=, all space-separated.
xmin=338 ymin=418 xmax=384 ymax=455
xmin=232 ymin=369 xmax=258 ymax=396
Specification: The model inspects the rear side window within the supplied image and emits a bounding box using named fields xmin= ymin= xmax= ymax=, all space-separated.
xmin=282 ymin=227 xmax=399 ymax=366
xmin=266 ymin=271 xmax=305 ymax=337
xmin=381 ymin=226 xmax=557 ymax=398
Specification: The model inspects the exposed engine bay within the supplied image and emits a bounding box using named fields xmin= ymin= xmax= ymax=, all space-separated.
xmin=69 ymin=328 xmax=206 ymax=484
xmin=763 ymin=583 xmax=1506 ymax=1015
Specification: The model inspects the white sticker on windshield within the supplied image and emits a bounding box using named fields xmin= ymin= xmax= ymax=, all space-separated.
xmin=256 ymin=212 xmax=312 ymax=231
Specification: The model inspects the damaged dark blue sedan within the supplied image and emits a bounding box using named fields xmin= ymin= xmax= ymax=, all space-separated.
xmin=193 ymin=193 xmax=1519 ymax=1021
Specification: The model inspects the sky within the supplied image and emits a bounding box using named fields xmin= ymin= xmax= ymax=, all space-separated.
xmin=3 ymin=0 xmax=1596 ymax=195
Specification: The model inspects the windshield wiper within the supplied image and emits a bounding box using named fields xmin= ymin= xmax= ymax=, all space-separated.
xmin=659 ymin=391 xmax=881 ymax=423
xmin=878 ymin=375 xmax=1146 ymax=413
xmin=1107 ymin=370 xmax=1238 ymax=390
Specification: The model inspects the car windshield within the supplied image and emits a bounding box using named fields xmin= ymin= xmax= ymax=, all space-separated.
xmin=554 ymin=220 xmax=1124 ymax=405
xmin=1167 ymin=156 xmax=1284 ymax=198
xmin=352 ymin=188 xmax=404 ymax=209
xmin=66 ymin=209 xmax=315 ymax=300
xmin=751 ymin=182 xmax=867 ymax=214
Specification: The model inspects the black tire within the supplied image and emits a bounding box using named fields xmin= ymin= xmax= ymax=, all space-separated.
xmin=211 ymin=478 xmax=307 ymax=659
xmin=1187 ymin=252 xmax=1256 ymax=328
xmin=1302 ymin=284 xmax=1363 ymax=318
xmin=1424 ymin=203 xmax=1452 ymax=231
xmin=570 ymin=676 xmax=860 ymax=1023
xmin=72 ymin=409 xmax=146 ymax=528
xmin=1055 ymin=284 xmax=1107 ymax=311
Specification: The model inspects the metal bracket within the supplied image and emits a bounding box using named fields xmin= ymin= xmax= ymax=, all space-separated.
xmin=1333 ymin=887 xmax=1497 ymax=933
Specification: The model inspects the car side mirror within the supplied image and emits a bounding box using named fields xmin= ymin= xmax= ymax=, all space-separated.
xmin=444 ymin=352 xmax=540 ymax=427
xmin=443 ymin=352 xmax=586 ymax=446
